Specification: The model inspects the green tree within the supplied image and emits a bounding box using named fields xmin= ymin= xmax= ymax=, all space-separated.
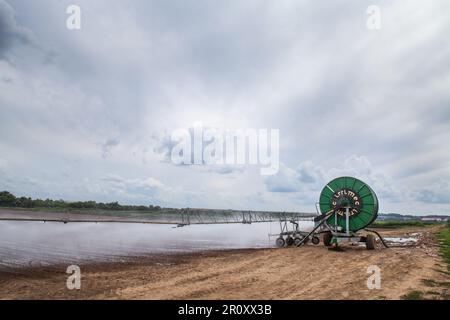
xmin=0 ymin=191 xmax=17 ymax=207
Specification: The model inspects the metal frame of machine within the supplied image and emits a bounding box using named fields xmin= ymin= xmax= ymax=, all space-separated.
xmin=273 ymin=177 xmax=382 ymax=250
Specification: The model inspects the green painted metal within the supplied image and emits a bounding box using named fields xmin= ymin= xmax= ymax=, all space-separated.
xmin=319 ymin=177 xmax=378 ymax=232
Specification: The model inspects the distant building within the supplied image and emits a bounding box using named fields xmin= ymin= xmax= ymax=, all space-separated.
xmin=421 ymin=216 xmax=449 ymax=222
xmin=377 ymin=213 xmax=450 ymax=222
xmin=377 ymin=213 xmax=417 ymax=221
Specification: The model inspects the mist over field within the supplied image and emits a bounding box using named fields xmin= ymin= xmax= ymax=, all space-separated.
xmin=0 ymin=220 xmax=308 ymax=268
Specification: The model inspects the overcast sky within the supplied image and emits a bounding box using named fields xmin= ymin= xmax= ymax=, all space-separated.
xmin=1 ymin=0 xmax=450 ymax=214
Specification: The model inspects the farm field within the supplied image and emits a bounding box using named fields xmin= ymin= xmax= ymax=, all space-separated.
xmin=1 ymin=224 xmax=448 ymax=300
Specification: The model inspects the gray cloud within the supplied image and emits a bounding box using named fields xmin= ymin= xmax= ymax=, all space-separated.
xmin=209 ymin=166 xmax=245 ymax=175
xmin=265 ymin=164 xmax=309 ymax=193
xmin=416 ymin=190 xmax=450 ymax=204
xmin=0 ymin=0 xmax=34 ymax=60
xmin=101 ymin=139 xmax=120 ymax=158
xmin=153 ymin=131 xmax=177 ymax=162
xmin=100 ymin=174 xmax=167 ymax=195
xmin=415 ymin=180 xmax=450 ymax=204
xmin=0 ymin=157 xmax=7 ymax=175
xmin=265 ymin=160 xmax=326 ymax=194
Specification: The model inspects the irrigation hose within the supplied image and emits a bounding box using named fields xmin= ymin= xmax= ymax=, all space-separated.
xmin=364 ymin=228 xmax=389 ymax=248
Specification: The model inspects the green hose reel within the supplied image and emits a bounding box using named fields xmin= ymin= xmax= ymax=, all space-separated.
xmin=319 ymin=177 xmax=379 ymax=232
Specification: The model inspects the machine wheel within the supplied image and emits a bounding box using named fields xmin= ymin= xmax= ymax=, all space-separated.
xmin=286 ymin=236 xmax=294 ymax=246
xmin=366 ymin=234 xmax=375 ymax=250
xmin=312 ymin=236 xmax=320 ymax=245
xmin=294 ymin=237 xmax=303 ymax=247
xmin=323 ymin=232 xmax=333 ymax=247
xmin=276 ymin=237 xmax=285 ymax=248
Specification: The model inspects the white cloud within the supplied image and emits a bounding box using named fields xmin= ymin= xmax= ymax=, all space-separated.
xmin=265 ymin=155 xmax=403 ymax=211
xmin=327 ymin=155 xmax=402 ymax=203
xmin=100 ymin=174 xmax=168 ymax=196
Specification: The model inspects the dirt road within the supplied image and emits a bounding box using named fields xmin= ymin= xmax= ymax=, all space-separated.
xmin=0 ymin=226 xmax=448 ymax=300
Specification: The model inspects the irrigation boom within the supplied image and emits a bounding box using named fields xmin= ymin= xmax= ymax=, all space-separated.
xmin=0 ymin=176 xmax=387 ymax=250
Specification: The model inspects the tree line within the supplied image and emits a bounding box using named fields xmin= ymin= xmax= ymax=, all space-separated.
xmin=0 ymin=191 xmax=162 ymax=211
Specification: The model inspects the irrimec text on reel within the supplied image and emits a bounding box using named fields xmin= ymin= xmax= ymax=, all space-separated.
xmin=275 ymin=176 xmax=386 ymax=250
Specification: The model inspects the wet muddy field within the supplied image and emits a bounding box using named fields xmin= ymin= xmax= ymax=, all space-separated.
xmin=0 ymin=220 xmax=313 ymax=270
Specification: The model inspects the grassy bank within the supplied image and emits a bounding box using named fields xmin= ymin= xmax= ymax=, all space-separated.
xmin=437 ymin=221 xmax=450 ymax=271
xmin=401 ymin=221 xmax=450 ymax=300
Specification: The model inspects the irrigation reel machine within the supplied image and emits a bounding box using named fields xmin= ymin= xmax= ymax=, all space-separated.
xmin=274 ymin=176 xmax=388 ymax=250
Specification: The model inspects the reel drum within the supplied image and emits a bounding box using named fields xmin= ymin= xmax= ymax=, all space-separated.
xmin=319 ymin=177 xmax=378 ymax=232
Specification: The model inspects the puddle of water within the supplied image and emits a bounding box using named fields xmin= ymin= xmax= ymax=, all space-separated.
xmin=384 ymin=237 xmax=419 ymax=243
xmin=0 ymin=220 xmax=313 ymax=269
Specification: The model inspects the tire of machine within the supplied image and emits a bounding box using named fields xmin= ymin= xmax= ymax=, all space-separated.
xmin=323 ymin=232 xmax=333 ymax=247
xmin=294 ymin=237 xmax=303 ymax=247
xmin=312 ymin=236 xmax=320 ymax=245
xmin=286 ymin=236 xmax=294 ymax=246
xmin=276 ymin=237 xmax=285 ymax=248
xmin=366 ymin=234 xmax=375 ymax=250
